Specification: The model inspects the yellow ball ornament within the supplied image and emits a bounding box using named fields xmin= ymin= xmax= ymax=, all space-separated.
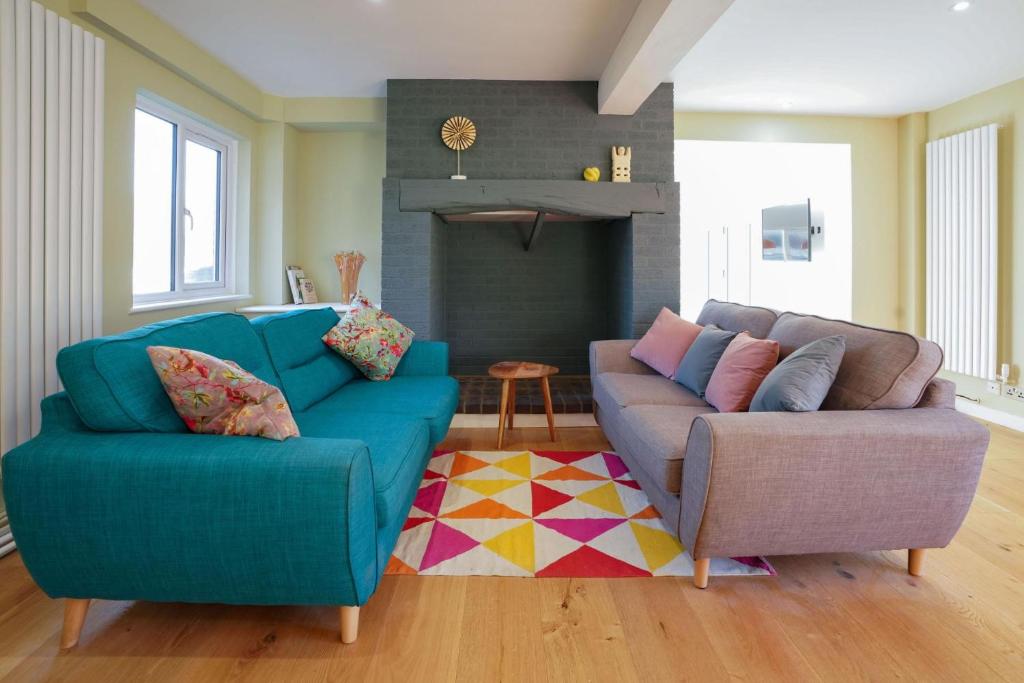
xmin=583 ymin=167 xmax=601 ymax=182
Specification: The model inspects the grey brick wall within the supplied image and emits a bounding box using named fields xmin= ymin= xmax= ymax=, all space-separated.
xmin=630 ymin=183 xmax=680 ymax=336
xmin=381 ymin=80 xmax=679 ymax=372
xmin=381 ymin=178 xmax=445 ymax=338
xmin=386 ymin=80 xmax=675 ymax=182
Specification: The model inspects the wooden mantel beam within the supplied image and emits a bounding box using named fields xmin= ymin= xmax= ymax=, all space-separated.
xmin=398 ymin=179 xmax=666 ymax=217
xmin=598 ymin=0 xmax=734 ymax=115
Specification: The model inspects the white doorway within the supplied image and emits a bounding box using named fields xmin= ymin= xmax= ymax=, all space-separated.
xmin=675 ymin=140 xmax=853 ymax=322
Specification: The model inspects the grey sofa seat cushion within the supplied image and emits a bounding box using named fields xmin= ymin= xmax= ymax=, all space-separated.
xmin=767 ymin=312 xmax=943 ymax=410
xmin=696 ymin=299 xmax=778 ymax=339
xmin=751 ymin=335 xmax=846 ymax=412
xmin=618 ymin=405 xmax=717 ymax=494
xmin=593 ymin=372 xmax=708 ymax=409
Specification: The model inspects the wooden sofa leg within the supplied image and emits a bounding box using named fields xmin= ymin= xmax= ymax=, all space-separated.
xmin=61 ymin=599 xmax=91 ymax=650
xmin=908 ymin=548 xmax=926 ymax=577
xmin=339 ymin=606 xmax=360 ymax=644
xmin=693 ymin=558 xmax=710 ymax=589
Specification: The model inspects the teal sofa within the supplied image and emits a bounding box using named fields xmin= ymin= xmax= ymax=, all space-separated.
xmin=1 ymin=308 xmax=458 ymax=647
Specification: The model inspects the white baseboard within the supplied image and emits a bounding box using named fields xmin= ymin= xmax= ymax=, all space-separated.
xmin=451 ymin=413 xmax=598 ymax=429
xmin=956 ymin=399 xmax=1024 ymax=433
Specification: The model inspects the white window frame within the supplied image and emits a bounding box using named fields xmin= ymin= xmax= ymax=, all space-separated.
xmin=132 ymin=94 xmax=240 ymax=310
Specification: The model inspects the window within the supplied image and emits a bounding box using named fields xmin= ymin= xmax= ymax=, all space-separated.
xmin=675 ymin=139 xmax=852 ymax=322
xmin=132 ymin=95 xmax=239 ymax=309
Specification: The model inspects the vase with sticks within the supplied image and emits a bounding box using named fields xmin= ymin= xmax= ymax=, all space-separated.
xmin=334 ymin=251 xmax=365 ymax=304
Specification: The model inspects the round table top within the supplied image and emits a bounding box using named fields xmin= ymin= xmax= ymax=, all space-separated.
xmin=487 ymin=361 xmax=560 ymax=380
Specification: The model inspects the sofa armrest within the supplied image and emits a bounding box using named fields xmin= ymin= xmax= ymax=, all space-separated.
xmin=589 ymin=340 xmax=653 ymax=377
xmin=680 ymin=409 xmax=989 ymax=560
xmin=2 ymin=431 xmax=379 ymax=607
xmin=916 ymin=377 xmax=956 ymax=408
xmin=394 ymin=340 xmax=449 ymax=376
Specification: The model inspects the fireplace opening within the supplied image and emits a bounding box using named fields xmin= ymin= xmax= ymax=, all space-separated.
xmin=444 ymin=218 xmax=627 ymax=376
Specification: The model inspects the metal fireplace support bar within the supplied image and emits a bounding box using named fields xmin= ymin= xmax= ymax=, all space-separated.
xmin=524 ymin=212 xmax=546 ymax=252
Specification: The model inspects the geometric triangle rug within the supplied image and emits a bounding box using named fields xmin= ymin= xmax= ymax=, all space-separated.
xmin=386 ymin=450 xmax=775 ymax=578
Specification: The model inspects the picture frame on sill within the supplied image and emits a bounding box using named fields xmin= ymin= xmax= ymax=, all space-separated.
xmin=297 ymin=278 xmax=319 ymax=304
xmin=286 ymin=265 xmax=305 ymax=304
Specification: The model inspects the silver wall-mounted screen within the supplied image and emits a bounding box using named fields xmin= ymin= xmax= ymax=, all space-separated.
xmin=762 ymin=199 xmax=824 ymax=261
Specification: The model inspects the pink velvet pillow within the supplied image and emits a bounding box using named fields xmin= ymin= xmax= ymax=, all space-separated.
xmin=704 ymin=333 xmax=780 ymax=412
xmin=629 ymin=308 xmax=703 ymax=378
xmin=147 ymin=346 xmax=300 ymax=440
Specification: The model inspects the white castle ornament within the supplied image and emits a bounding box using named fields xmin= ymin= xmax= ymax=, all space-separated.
xmin=611 ymin=145 xmax=631 ymax=183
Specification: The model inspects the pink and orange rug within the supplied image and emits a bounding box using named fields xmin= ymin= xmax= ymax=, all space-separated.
xmin=386 ymin=450 xmax=774 ymax=578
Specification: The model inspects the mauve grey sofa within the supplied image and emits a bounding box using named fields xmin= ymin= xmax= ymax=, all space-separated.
xmin=590 ymin=300 xmax=990 ymax=588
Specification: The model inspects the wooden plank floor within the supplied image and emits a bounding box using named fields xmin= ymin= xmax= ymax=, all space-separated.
xmin=0 ymin=422 xmax=1021 ymax=681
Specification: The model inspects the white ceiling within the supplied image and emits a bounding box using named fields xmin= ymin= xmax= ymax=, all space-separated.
xmin=138 ymin=0 xmax=640 ymax=98
xmin=672 ymin=0 xmax=1024 ymax=116
xmin=140 ymin=0 xmax=1024 ymax=116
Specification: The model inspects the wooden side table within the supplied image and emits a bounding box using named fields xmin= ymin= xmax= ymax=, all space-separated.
xmin=488 ymin=361 xmax=559 ymax=449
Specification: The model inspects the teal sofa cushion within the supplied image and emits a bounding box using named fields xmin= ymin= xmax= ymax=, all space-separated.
xmin=56 ymin=313 xmax=277 ymax=432
xmin=318 ymin=376 xmax=459 ymax=445
xmin=393 ymin=340 xmax=450 ymax=377
xmin=253 ymin=308 xmax=359 ymax=412
xmin=295 ymin=408 xmax=430 ymax=528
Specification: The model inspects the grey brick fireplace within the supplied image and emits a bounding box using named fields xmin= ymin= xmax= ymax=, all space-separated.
xmin=381 ymin=80 xmax=679 ymax=375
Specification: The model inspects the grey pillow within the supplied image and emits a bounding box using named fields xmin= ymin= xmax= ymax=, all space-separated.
xmin=750 ymin=335 xmax=846 ymax=412
xmin=674 ymin=324 xmax=737 ymax=398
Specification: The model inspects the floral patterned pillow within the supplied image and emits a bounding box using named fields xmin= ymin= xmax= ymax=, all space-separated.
xmin=146 ymin=346 xmax=300 ymax=440
xmin=322 ymin=293 xmax=414 ymax=381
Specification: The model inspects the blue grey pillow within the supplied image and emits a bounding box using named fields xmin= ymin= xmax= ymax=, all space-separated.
xmin=674 ymin=324 xmax=737 ymax=398
xmin=750 ymin=335 xmax=846 ymax=412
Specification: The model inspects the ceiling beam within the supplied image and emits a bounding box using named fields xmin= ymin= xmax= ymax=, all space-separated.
xmin=598 ymin=0 xmax=734 ymax=115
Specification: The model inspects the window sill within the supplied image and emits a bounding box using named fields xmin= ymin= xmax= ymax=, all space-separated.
xmin=131 ymin=293 xmax=253 ymax=314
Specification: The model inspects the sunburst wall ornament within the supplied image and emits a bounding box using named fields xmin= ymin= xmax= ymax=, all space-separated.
xmin=441 ymin=115 xmax=476 ymax=180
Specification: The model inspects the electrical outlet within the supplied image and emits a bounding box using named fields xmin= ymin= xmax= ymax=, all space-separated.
xmin=987 ymin=381 xmax=1002 ymax=395
xmin=1006 ymin=386 xmax=1024 ymax=402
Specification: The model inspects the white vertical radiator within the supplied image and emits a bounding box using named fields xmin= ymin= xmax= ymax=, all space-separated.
xmin=0 ymin=0 xmax=104 ymax=454
xmin=925 ymin=124 xmax=998 ymax=380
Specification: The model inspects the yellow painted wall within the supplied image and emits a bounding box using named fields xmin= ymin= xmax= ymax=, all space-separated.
xmin=915 ymin=77 xmax=1024 ymax=417
xmin=674 ymin=112 xmax=901 ymax=329
xmin=37 ymin=0 xmax=261 ymax=334
xmin=31 ymin=1 xmax=388 ymax=332
xmin=294 ymin=130 xmax=386 ymax=303
xmin=897 ymin=113 xmax=927 ymax=336
xmin=253 ymin=122 xmax=288 ymax=304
